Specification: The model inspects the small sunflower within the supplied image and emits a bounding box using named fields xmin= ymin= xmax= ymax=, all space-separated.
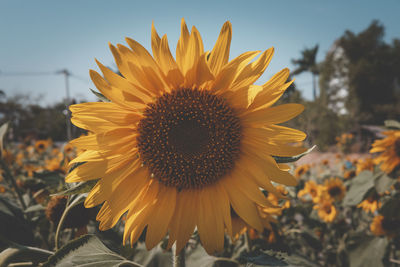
xmin=67 ymin=19 xmax=306 ymax=254
xmin=63 ymin=143 xmax=75 ymax=155
xmin=370 ymin=130 xmax=400 ymax=174
xmin=323 ymin=177 xmax=346 ymax=202
xmin=263 ymin=185 xmax=290 ymax=215
xmin=294 ymin=164 xmax=310 ymax=178
xmin=357 ymin=192 xmax=380 ymax=214
xmin=297 ymin=180 xmax=322 ymax=203
xmin=35 ymin=140 xmax=50 ymax=153
xmin=231 ymin=205 xmax=278 ymax=241
xmin=343 ymin=170 xmax=356 ymax=179
xmin=356 ymin=157 xmax=375 ymax=175
xmin=313 ymin=200 xmax=337 ymax=223
xmin=370 ymin=215 xmax=400 ymax=238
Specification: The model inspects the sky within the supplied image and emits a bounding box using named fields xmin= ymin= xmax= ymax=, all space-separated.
xmin=1 ymin=0 xmax=400 ymax=105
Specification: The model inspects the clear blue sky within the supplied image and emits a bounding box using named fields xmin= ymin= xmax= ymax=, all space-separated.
xmin=1 ymin=0 xmax=399 ymax=105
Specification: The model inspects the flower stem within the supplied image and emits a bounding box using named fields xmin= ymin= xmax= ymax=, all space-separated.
xmin=173 ymin=245 xmax=186 ymax=267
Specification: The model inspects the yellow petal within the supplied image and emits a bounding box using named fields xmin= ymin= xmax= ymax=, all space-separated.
xmin=176 ymin=18 xmax=190 ymax=75
xmin=145 ymin=185 xmax=177 ymax=249
xmin=241 ymin=103 xmax=304 ymax=126
xmin=208 ymin=21 xmax=232 ymax=75
xmin=225 ymin=181 xmax=264 ymax=232
xmin=158 ymin=35 xmax=184 ymax=88
xmin=95 ymin=59 xmax=153 ymax=104
xmin=230 ymin=48 xmax=274 ymax=92
xmin=151 ymin=21 xmax=161 ymax=63
xmin=211 ymin=51 xmax=260 ymax=94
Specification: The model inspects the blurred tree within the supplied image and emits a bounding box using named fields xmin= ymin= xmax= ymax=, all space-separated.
xmin=320 ymin=20 xmax=400 ymax=125
xmin=292 ymin=45 xmax=320 ymax=100
xmin=0 ymin=93 xmax=85 ymax=142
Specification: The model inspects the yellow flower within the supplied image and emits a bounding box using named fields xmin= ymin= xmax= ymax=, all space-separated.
xmin=370 ymin=215 xmax=400 ymax=238
xmin=0 ymin=185 xmax=6 ymax=193
xmin=35 ymin=140 xmax=50 ymax=153
xmin=313 ymin=200 xmax=337 ymax=223
xmin=343 ymin=170 xmax=356 ymax=179
xmin=370 ymin=130 xmax=400 ymax=174
xmin=2 ymin=149 xmax=14 ymax=165
xmin=294 ymin=164 xmax=310 ymax=178
xmin=323 ymin=177 xmax=346 ymax=202
xmin=63 ymin=143 xmax=75 ymax=155
xmin=67 ymin=19 xmax=306 ymax=254
xmin=356 ymin=157 xmax=375 ymax=175
xmin=263 ymin=185 xmax=290 ymax=215
xmin=357 ymin=193 xmax=380 ymax=214
xmin=231 ymin=204 xmax=278 ymax=241
xmin=298 ymin=180 xmax=322 ymax=203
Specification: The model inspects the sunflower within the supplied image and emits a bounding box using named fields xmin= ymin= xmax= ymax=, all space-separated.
xmin=357 ymin=192 xmax=380 ymax=214
xmin=343 ymin=170 xmax=356 ymax=179
xmin=263 ymin=185 xmax=290 ymax=215
xmin=297 ymin=180 xmax=322 ymax=203
xmin=356 ymin=157 xmax=375 ymax=175
xmin=63 ymin=143 xmax=75 ymax=155
xmin=313 ymin=200 xmax=337 ymax=223
xmin=231 ymin=205 xmax=278 ymax=241
xmin=35 ymin=140 xmax=50 ymax=153
xmin=294 ymin=164 xmax=310 ymax=178
xmin=66 ymin=19 xmax=306 ymax=254
xmin=323 ymin=177 xmax=346 ymax=202
xmin=370 ymin=130 xmax=400 ymax=174
xmin=370 ymin=215 xmax=400 ymax=238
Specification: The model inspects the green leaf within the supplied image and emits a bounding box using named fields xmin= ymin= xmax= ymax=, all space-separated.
xmin=374 ymin=173 xmax=396 ymax=194
xmin=43 ymin=235 xmax=143 ymax=267
xmin=273 ymin=145 xmax=317 ymax=164
xmin=239 ymin=250 xmax=319 ymax=267
xmin=34 ymin=171 xmax=64 ymax=187
xmin=348 ymin=236 xmax=388 ymax=267
xmin=53 ymin=180 xmax=98 ymax=197
xmin=239 ymin=250 xmax=288 ymax=266
xmin=0 ymin=196 xmax=34 ymax=247
xmin=90 ymin=89 xmax=110 ymax=102
xmin=380 ymin=195 xmax=400 ymax=219
xmin=24 ymin=204 xmax=45 ymax=213
xmin=343 ymin=171 xmax=375 ymax=206
xmin=0 ymin=122 xmax=8 ymax=153
xmin=0 ymin=246 xmax=53 ymax=266
xmin=384 ymin=120 xmax=400 ymax=129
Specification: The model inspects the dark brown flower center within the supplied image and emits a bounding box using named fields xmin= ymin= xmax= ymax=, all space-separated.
xmin=381 ymin=217 xmax=400 ymax=232
xmin=137 ymin=88 xmax=241 ymax=190
xmin=395 ymin=139 xmax=400 ymax=157
xmin=328 ymin=186 xmax=342 ymax=197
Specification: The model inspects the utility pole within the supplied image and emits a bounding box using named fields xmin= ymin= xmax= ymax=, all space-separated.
xmin=57 ymin=69 xmax=72 ymax=140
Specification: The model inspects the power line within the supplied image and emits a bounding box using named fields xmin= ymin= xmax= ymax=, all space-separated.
xmin=0 ymin=69 xmax=89 ymax=84
xmin=0 ymin=70 xmax=56 ymax=76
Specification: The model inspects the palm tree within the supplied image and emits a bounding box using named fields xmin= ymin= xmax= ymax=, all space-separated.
xmin=292 ymin=45 xmax=319 ymax=100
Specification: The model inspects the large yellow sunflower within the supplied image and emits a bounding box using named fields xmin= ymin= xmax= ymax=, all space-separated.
xmin=66 ymin=19 xmax=306 ymax=254
xmin=370 ymin=130 xmax=400 ymax=174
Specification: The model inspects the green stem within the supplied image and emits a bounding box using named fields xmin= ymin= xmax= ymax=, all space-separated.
xmin=54 ymin=197 xmax=71 ymax=250
xmin=0 ymin=158 xmax=27 ymax=210
xmin=54 ymin=195 xmax=85 ymax=250
xmin=173 ymin=245 xmax=186 ymax=267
